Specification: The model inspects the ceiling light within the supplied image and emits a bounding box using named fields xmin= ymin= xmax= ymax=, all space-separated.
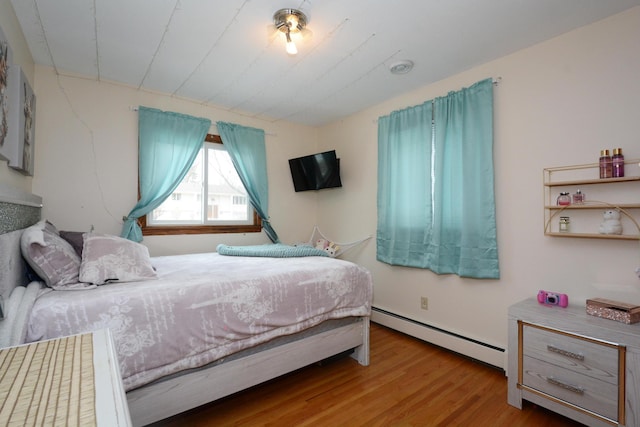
xmin=273 ymin=8 xmax=308 ymax=56
xmin=389 ymin=60 xmax=414 ymax=75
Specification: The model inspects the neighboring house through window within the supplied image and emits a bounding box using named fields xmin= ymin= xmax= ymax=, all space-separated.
xmin=140 ymin=134 xmax=261 ymax=236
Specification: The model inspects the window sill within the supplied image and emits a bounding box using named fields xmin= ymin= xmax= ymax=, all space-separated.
xmin=141 ymin=224 xmax=262 ymax=236
xmin=140 ymin=213 xmax=262 ymax=236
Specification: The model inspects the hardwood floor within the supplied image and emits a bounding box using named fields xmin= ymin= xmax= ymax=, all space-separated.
xmin=150 ymin=323 xmax=584 ymax=426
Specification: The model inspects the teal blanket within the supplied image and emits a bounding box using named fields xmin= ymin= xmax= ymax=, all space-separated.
xmin=216 ymin=243 xmax=329 ymax=258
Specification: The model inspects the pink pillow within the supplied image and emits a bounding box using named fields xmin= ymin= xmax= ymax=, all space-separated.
xmin=20 ymin=220 xmax=91 ymax=290
xmin=79 ymin=233 xmax=157 ymax=285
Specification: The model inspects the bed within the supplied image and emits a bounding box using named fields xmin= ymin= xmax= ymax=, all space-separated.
xmin=0 ymin=187 xmax=373 ymax=426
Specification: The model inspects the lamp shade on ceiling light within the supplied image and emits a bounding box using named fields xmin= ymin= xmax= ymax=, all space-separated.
xmin=273 ymin=8 xmax=308 ymax=56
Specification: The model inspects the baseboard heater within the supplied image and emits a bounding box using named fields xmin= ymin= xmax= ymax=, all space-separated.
xmin=371 ymin=307 xmax=506 ymax=371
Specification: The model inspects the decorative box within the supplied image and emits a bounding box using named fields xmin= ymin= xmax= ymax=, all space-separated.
xmin=586 ymin=298 xmax=640 ymax=324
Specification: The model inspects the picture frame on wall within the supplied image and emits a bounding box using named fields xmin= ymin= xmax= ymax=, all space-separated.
xmin=7 ymin=66 xmax=36 ymax=176
xmin=0 ymin=24 xmax=14 ymax=161
xmin=0 ymin=65 xmax=36 ymax=176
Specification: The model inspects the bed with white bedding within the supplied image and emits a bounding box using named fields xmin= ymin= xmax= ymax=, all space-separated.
xmin=0 ymin=188 xmax=373 ymax=426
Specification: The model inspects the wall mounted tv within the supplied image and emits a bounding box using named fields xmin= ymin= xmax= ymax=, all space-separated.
xmin=288 ymin=150 xmax=342 ymax=192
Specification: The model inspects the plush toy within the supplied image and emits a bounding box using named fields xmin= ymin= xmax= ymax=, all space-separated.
xmin=315 ymin=238 xmax=329 ymax=250
xmin=599 ymin=209 xmax=623 ymax=235
xmin=324 ymin=242 xmax=341 ymax=257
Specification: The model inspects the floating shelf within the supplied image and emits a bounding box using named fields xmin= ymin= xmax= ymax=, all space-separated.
xmin=545 ymin=176 xmax=640 ymax=187
xmin=545 ymin=203 xmax=640 ymax=210
xmin=545 ymin=232 xmax=640 ymax=240
xmin=543 ymin=159 xmax=640 ymax=240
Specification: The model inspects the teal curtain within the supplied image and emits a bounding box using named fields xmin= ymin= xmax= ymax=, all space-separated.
xmin=121 ymin=107 xmax=211 ymax=242
xmin=217 ymin=122 xmax=280 ymax=243
xmin=377 ymin=78 xmax=499 ymax=279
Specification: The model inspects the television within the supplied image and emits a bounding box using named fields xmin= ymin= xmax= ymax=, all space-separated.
xmin=288 ymin=150 xmax=342 ymax=192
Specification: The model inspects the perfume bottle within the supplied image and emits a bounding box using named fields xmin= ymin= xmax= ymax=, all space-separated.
xmin=572 ymin=190 xmax=585 ymax=204
xmin=599 ymin=149 xmax=612 ymax=178
xmin=559 ymin=217 xmax=570 ymax=233
xmin=557 ymin=192 xmax=571 ymax=206
xmin=612 ymin=148 xmax=625 ymax=178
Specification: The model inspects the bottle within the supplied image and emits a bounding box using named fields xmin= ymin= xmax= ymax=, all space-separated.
xmin=599 ymin=149 xmax=612 ymax=179
xmin=557 ymin=192 xmax=571 ymax=206
xmin=559 ymin=216 xmax=570 ymax=233
xmin=572 ymin=190 xmax=584 ymax=204
xmin=612 ymin=148 xmax=625 ymax=178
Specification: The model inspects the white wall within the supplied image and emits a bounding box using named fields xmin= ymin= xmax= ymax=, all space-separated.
xmin=317 ymin=7 xmax=640 ymax=359
xmin=31 ymin=67 xmax=322 ymax=255
xmin=0 ymin=1 xmax=34 ymax=192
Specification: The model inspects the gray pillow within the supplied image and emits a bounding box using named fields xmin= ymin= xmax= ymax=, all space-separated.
xmin=20 ymin=220 xmax=91 ymax=290
xmin=79 ymin=233 xmax=157 ymax=285
xmin=59 ymin=230 xmax=84 ymax=257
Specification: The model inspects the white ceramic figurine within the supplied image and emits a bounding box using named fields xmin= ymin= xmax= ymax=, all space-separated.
xmin=599 ymin=209 xmax=623 ymax=235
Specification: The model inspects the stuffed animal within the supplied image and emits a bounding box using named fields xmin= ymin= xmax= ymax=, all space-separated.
xmin=599 ymin=209 xmax=623 ymax=235
xmin=315 ymin=238 xmax=329 ymax=250
xmin=324 ymin=242 xmax=341 ymax=257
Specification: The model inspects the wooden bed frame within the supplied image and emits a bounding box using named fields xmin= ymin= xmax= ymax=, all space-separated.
xmin=0 ymin=185 xmax=371 ymax=427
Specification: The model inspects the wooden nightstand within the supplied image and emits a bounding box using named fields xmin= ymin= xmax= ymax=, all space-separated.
xmin=0 ymin=329 xmax=131 ymax=426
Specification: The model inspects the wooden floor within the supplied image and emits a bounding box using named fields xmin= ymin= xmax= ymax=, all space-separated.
xmin=151 ymin=323 xmax=584 ymax=426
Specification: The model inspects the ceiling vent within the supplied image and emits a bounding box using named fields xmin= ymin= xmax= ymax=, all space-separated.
xmin=389 ymin=60 xmax=414 ymax=75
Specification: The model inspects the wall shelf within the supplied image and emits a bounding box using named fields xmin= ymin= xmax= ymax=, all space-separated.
xmin=545 ymin=231 xmax=639 ymax=240
xmin=546 ymin=175 xmax=640 ymax=187
xmin=546 ymin=203 xmax=640 ymax=210
xmin=543 ymin=159 xmax=640 ymax=240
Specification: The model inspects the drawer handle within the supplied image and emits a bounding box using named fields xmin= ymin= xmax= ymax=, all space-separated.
xmin=547 ymin=345 xmax=584 ymax=361
xmin=547 ymin=377 xmax=585 ymax=395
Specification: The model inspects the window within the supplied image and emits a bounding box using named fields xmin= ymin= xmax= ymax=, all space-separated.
xmin=140 ymin=134 xmax=261 ymax=235
xmin=232 ymin=195 xmax=247 ymax=205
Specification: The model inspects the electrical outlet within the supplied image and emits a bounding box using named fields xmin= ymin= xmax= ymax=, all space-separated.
xmin=421 ymin=297 xmax=428 ymax=310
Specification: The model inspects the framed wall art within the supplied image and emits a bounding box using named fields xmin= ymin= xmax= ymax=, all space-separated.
xmin=0 ymin=24 xmax=14 ymax=162
xmin=7 ymin=66 xmax=36 ymax=176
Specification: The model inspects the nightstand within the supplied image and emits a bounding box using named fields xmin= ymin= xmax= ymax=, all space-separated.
xmin=508 ymin=298 xmax=640 ymax=427
xmin=0 ymin=329 xmax=131 ymax=426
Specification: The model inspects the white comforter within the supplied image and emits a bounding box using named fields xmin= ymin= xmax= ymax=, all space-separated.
xmin=25 ymin=253 xmax=372 ymax=391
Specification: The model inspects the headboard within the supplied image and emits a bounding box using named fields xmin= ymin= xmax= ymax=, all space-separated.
xmin=0 ymin=185 xmax=42 ymax=303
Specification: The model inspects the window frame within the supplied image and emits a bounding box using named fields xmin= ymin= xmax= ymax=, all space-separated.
xmin=140 ymin=134 xmax=262 ymax=236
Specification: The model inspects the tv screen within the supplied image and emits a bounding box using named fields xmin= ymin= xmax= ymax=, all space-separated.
xmin=288 ymin=150 xmax=342 ymax=192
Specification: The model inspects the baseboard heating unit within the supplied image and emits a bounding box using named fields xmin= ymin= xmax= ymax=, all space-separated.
xmin=371 ymin=307 xmax=506 ymax=370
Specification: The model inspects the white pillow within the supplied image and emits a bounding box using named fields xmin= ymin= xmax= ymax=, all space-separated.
xmin=20 ymin=220 xmax=90 ymax=290
xmin=79 ymin=233 xmax=157 ymax=285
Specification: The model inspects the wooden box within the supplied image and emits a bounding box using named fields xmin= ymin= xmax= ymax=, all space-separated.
xmin=586 ymin=298 xmax=640 ymax=324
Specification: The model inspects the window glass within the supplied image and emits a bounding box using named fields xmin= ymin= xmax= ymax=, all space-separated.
xmin=142 ymin=137 xmax=260 ymax=235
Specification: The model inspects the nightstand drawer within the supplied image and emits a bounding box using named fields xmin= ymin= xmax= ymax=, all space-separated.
xmin=522 ymin=324 xmax=619 ymax=385
xmin=522 ymin=355 xmax=618 ymax=420
xmin=519 ymin=322 xmax=624 ymax=423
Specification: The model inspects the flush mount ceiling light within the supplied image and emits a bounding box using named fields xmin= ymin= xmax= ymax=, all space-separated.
xmin=389 ymin=60 xmax=414 ymax=75
xmin=273 ymin=8 xmax=308 ymax=55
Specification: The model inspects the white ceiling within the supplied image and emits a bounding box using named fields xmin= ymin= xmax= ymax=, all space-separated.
xmin=10 ymin=0 xmax=640 ymax=126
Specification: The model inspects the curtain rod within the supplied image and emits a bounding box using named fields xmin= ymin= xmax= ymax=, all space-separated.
xmin=371 ymin=77 xmax=502 ymax=123
xmin=128 ymin=106 xmax=277 ymax=137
